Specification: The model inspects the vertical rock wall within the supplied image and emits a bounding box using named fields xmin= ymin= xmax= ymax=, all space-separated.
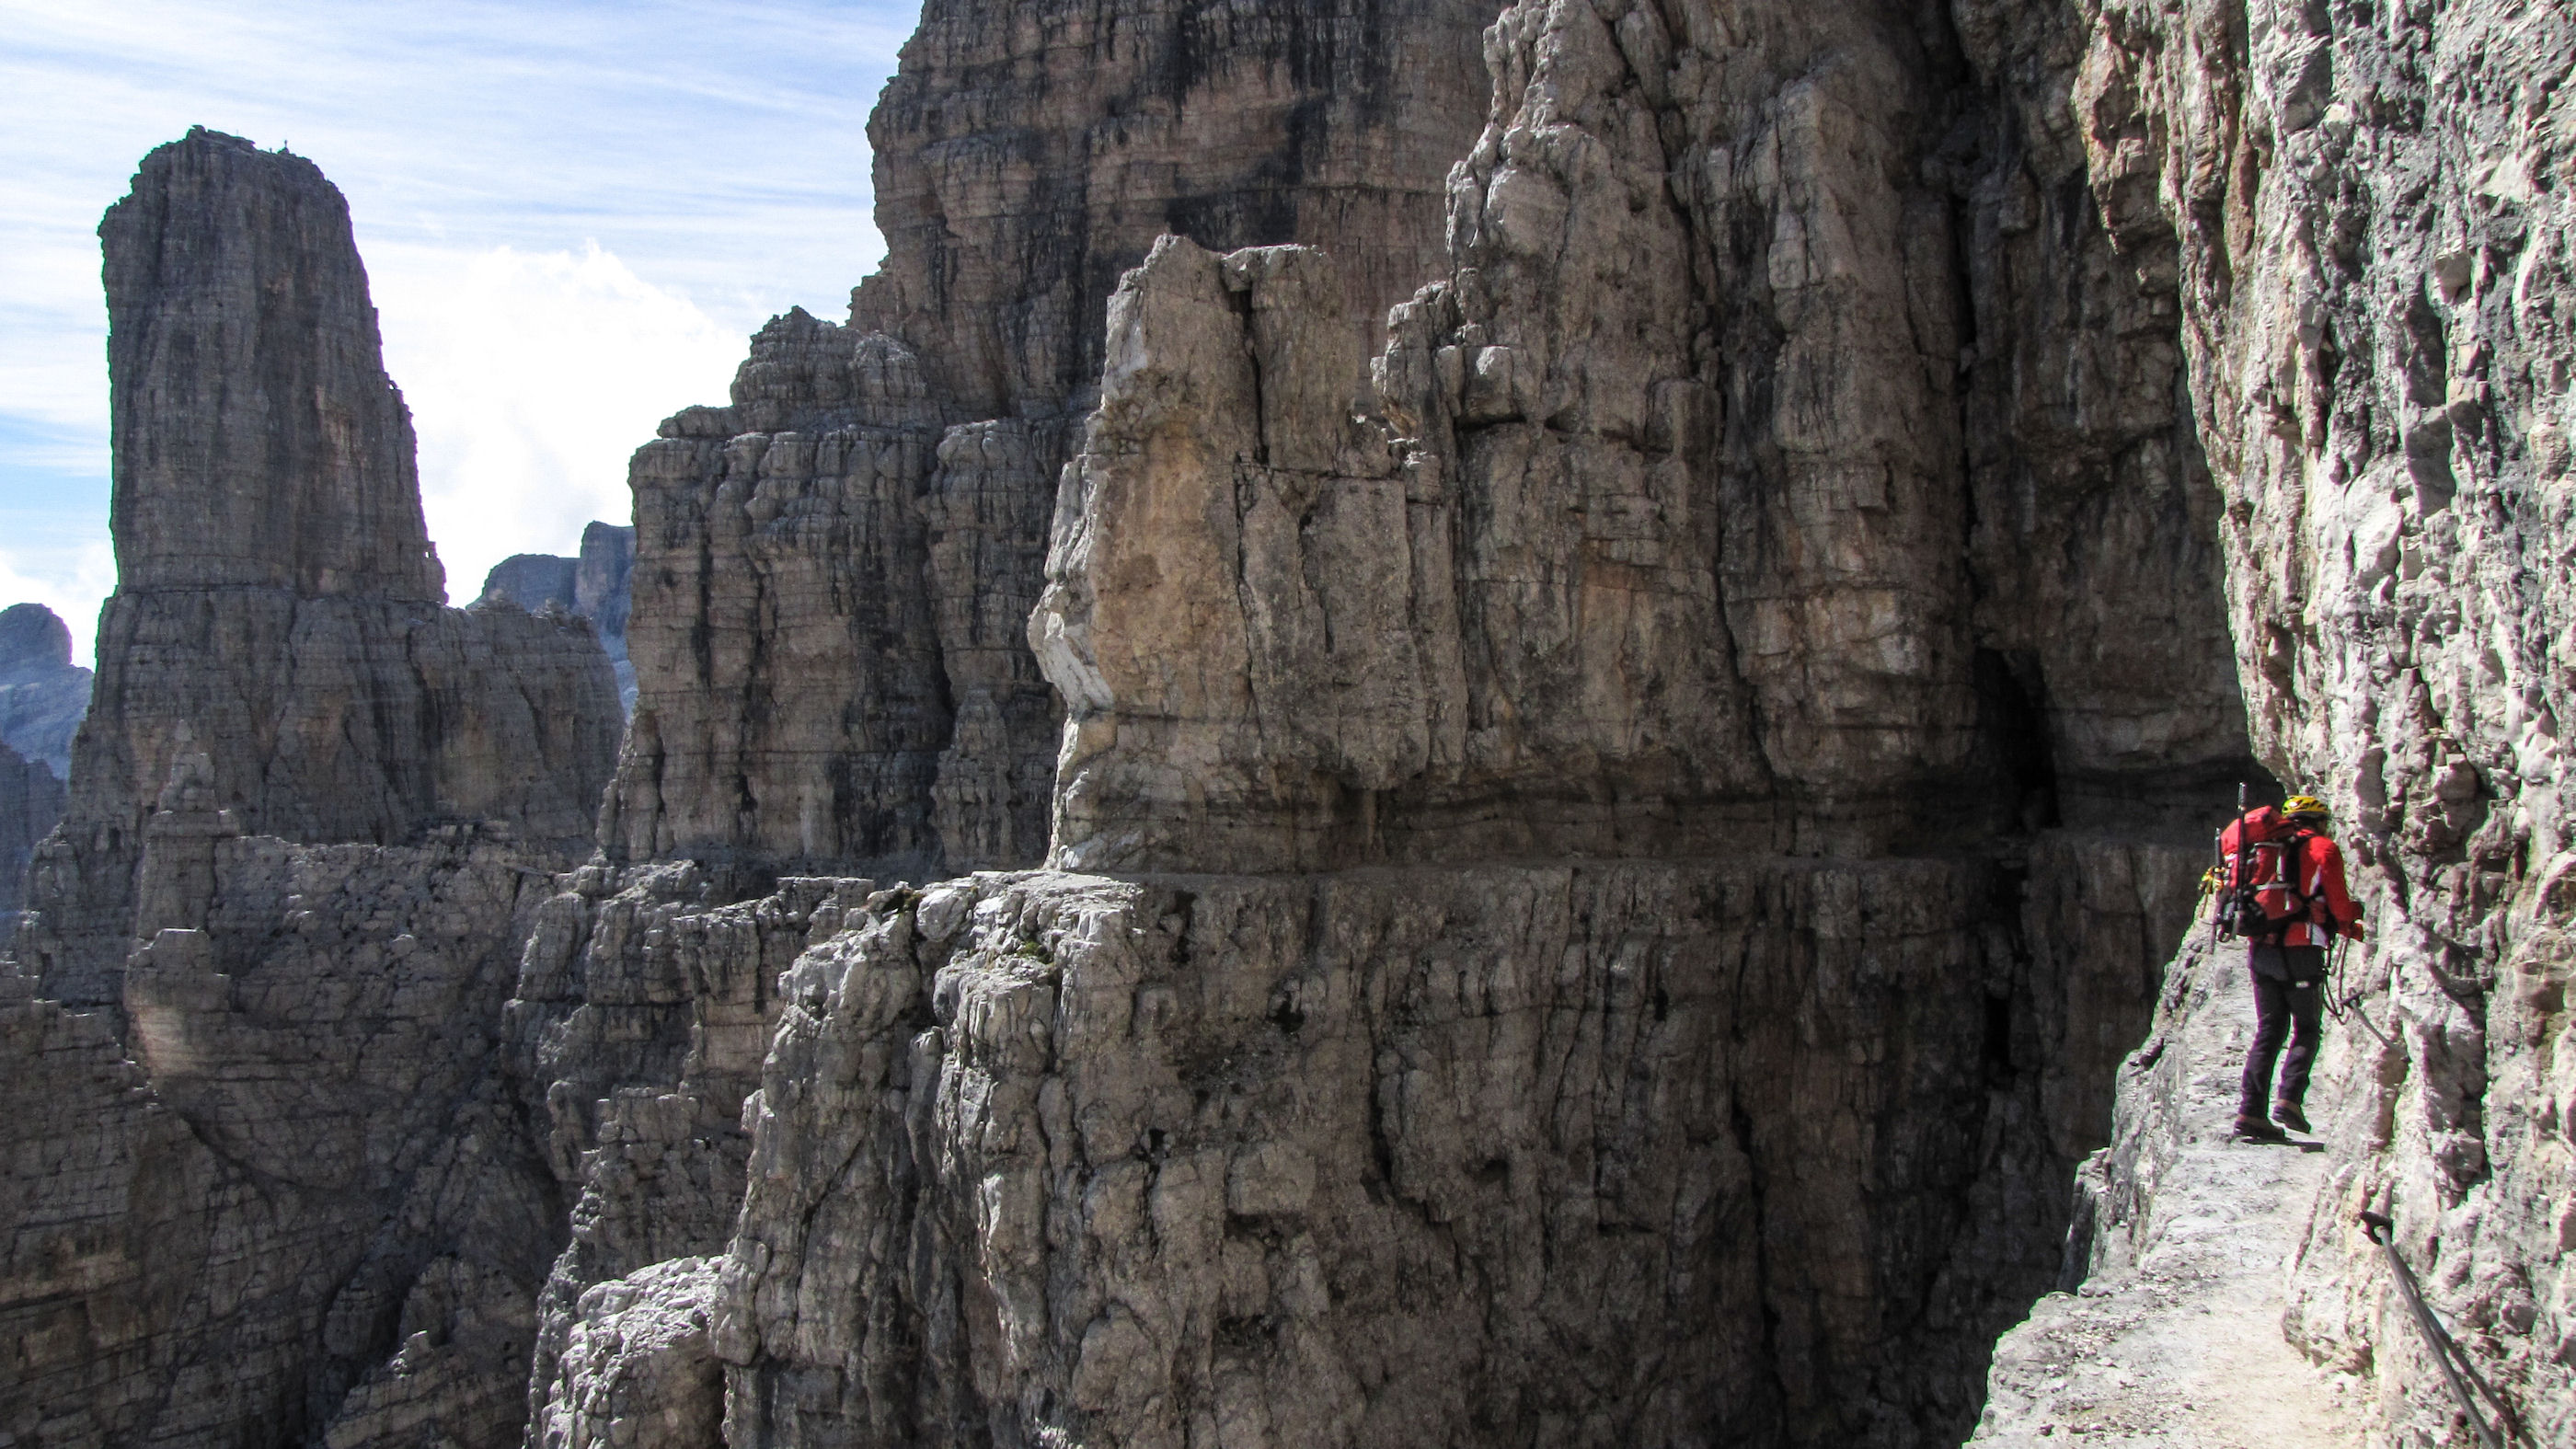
xmin=2 ymin=834 xmax=572 ymax=1447
xmin=1034 ymin=0 xmax=2252 ymax=874
xmin=13 ymin=129 xmax=622 ymax=1010
xmin=0 ymin=740 xmax=64 ymax=947
xmin=2025 ymin=0 xmax=2576 ymax=1441
xmin=599 ymin=0 xmax=1502 ymax=883
xmin=0 ymin=604 xmax=89 ymax=948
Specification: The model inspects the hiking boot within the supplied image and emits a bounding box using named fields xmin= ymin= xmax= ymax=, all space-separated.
xmin=2233 ymin=1112 xmax=2287 ymax=1141
xmin=2273 ymin=1101 xmax=2312 ymax=1134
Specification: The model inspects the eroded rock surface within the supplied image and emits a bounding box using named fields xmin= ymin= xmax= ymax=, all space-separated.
xmin=599 ymin=0 xmax=1501 ymax=882
xmin=0 ymin=740 xmax=64 ymax=948
xmin=529 ymin=1257 xmax=726 ymax=1449
xmin=2 ymin=130 xmax=622 ymax=1449
xmin=714 ymin=862 xmax=2193 ymax=1447
xmin=1035 ymin=0 xmax=2250 ymax=873
xmin=2 ymin=832 xmax=567 ymax=1447
xmin=0 ymin=604 xmax=87 ymax=946
xmin=508 ymin=867 xmax=882 ymax=1441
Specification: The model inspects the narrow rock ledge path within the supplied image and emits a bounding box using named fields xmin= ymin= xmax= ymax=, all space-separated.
xmin=1972 ymin=937 xmax=2367 ymax=1447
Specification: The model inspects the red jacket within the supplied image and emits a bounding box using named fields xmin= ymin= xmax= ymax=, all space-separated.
xmin=2262 ymin=830 xmax=2362 ymax=946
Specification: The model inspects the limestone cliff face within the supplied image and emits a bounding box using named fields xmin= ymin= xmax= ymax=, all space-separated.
xmin=1034 ymin=1 xmax=2250 ymax=874
xmin=14 ymin=129 xmax=622 ymax=1010
xmin=20 ymin=0 xmax=2576 ymax=1441
xmin=702 ymin=0 xmax=2259 ymax=1442
xmin=3 ymin=831 xmax=572 ymax=1447
xmin=599 ymin=0 xmax=1500 ymax=883
xmin=2034 ymin=0 xmax=2576 ymax=1441
xmin=101 ymin=129 xmax=443 ymax=603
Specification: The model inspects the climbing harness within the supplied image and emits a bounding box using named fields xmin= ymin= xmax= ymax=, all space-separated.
xmin=2358 ymin=1210 xmax=2523 ymax=1447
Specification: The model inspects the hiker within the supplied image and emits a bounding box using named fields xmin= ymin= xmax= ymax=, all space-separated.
xmin=2219 ymin=793 xmax=2365 ymax=1139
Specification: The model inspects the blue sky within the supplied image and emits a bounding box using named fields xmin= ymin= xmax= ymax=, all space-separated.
xmin=0 ymin=0 xmax=918 ymax=663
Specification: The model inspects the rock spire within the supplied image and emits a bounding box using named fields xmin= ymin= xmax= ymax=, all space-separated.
xmin=11 ymin=127 xmax=621 ymax=1007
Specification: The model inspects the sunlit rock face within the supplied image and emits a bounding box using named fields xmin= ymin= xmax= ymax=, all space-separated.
xmin=599 ymin=0 xmax=1502 ymax=885
xmin=702 ymin=0 xmax=2260 ymax=1442
xmin=1995 ymin=1 xmax=2576 ymax=1443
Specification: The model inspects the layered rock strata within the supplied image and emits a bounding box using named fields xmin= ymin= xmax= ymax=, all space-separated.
xmin=599 ymin=0 xmax=1501 ymax=881
xmin=0 ymin=602 xmax=92 ymax=778
xmin=557 ymin=0 xmax=2281 ymax=1441
xmin=13 ymin=129 xmax=621 ymax=1010
xmin=507 ymin=866 xmax=883 ymax=1441
xmin=1033 ymin=0 xmax=2252 ymax=872
xmin=708 ymin=857 xmax=2201 ymax=1446
xmin=683 ymin=0 xmax=2268 ymax=1439
xmin=480 ymin=522 xmax=638 ymax=709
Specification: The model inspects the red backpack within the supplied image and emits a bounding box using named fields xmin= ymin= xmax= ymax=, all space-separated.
xmin=2214 ymin=806 xmax=2314 ymax=939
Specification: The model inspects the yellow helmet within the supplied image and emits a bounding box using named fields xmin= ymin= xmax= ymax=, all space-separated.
xmin=2282 ymin=793 xmax=2330 ymax=822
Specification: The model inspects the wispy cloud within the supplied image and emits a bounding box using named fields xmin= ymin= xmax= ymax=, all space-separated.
xmin=0 ymin=0 xmax=914 ymax=658
xmin=376 ymin=242 xmax=747 ymax=595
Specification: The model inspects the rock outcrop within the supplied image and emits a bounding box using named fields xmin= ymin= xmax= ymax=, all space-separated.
xmin=481 ymin=523 xmax=638 ymax=709
xmin=12 ymin=128 xmax=622 ymax=1010
xmin=1033 ymin=0 xmax=2253 ymax=874
xmin=598 ymin=0 xmax=1501 ymax=882
xmin=688 ymin=0 xmax=2261 ymax=1440
xmin=0 ymin=602 xmax=92 ymax=778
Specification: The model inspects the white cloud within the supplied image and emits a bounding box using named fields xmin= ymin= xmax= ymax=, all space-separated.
xmin=0 ymin=539 xmax=114 ymax=670
xmin=0 ymin=0 xmax=909 ymax=644
xmin=373 ymin=242 xmax=746 ymax=597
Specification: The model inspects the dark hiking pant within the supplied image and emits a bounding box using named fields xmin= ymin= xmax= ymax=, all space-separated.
xmin=2241 ymin=945 xmax=2324 ymax=1117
